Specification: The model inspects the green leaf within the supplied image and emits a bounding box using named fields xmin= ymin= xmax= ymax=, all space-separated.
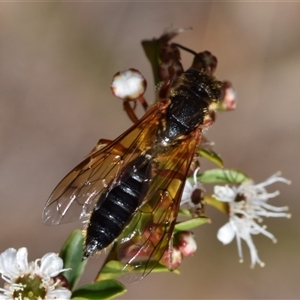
xmin=198 ymin=169 xmax=250 ymax=184
xmin=204 ymin=195 xmax=229 ymax=214
xmin=198 ymin=148 xmax=223 ymax=167
xmin=178 ymin=208 xmax=192 ymax=217
xmin=59 ymin=229 xmax=87 ymax=290
xmin=95 ymin=260 xmax=125 ymax=281
xmin=174 ymin=217 xmax=210 ymax=232
xmin=150 ymin=263 xmax=180 ymax=274
xmin=96 ymin=258 xmax=178 ymax=282
xmin=71 ymin=280 xmax=126 ymax=300
xmin=141 ymin=39 xmax=162 ymax=85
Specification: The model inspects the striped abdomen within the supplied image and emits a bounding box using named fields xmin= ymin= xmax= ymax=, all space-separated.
xmin=83 ymin=157 xmax=150 ymax=258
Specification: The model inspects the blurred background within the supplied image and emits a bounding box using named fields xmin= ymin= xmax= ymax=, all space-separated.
xmin=0 ymin=2 xmax=299 ymax=299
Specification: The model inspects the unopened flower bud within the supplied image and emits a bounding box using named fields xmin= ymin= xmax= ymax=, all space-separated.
xmin=160 ymin=247 xmax=183 ymax=269
xmin=177 ymin=231 xmax=197 ymax=257
xmin=111 ymin=68 xmax=146 ymax=100
xmin=219 ymin=81 xmax=236 ymax=111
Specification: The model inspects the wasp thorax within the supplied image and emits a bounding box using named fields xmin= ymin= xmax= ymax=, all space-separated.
xmin=161 ymin=69 xmax=221 ymax=141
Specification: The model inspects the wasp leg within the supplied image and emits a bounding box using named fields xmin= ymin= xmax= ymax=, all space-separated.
xmin=123 ymin=100 xmax=139 ymax=124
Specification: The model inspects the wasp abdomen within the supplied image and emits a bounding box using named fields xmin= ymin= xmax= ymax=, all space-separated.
xmin=83 ymin=158 xmax=150 ymax=258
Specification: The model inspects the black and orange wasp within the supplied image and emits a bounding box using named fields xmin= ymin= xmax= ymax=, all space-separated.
xmin=43 ymin=49 xmax=222 ymax=279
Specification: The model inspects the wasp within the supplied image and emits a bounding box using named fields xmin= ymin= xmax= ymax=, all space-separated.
xmin=43 ymin=67 xmax=222 ymax=279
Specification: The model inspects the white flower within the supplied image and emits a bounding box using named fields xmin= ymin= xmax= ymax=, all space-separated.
xmin=0 ymin=247 xmax=71 ymax=300
xmin=181 ymin=168 xmax=205 ymax=217
xmin=213 ymin=173 xmax=291 ymax=268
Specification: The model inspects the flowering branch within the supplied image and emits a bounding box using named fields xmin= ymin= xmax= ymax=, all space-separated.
xmin=0 ymin=29 xmax=291 ymax=300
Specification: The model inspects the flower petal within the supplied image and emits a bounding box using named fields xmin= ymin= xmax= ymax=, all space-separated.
xmin=0 ymin=293 xmax=9 ymax=300
xmin=0 ymin=248 xmax=18 ymax=278
xmin=46 ymin=287 xmax=71 ymax=300
xmin=181 ymin=180 xmax=193 ymax=203
xmin=15 ymin=247 xmax=29 ymax=273
xmin=217 ymin=222 xmax=235 ymax=244
xmin=39 ymin=253 xmax=64 ymax=277
xmin=213 ymin=185 xmax=236 ymax=202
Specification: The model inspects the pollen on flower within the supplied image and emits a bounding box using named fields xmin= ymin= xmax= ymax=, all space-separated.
xmin=213 ymin=173 xmax=291 ymax=268
xmin=250 ymin=261 xmax=265 ymax=269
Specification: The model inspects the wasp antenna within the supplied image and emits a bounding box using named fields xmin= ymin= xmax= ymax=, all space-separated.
xmin=171 ymin=43 xmax=199 ymax=58
xmin=171 ymin=42 xmax=207 ymax=67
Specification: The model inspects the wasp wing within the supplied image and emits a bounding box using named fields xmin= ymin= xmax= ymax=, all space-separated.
xmin=43 ymin=104 xmax=162 ymax=225
xmin=116 ymin=129 xmax=202 ymax=280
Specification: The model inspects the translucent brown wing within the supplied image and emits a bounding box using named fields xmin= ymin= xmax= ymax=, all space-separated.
xmin=116 ymin=129 xmax=202 ymax=279
xmin=43 ymin=104 xmax=162 ymax=225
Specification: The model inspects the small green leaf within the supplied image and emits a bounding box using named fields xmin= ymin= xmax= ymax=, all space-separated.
xmin=141 ymin=39 xmax=162 ymax=85
xmin=95 ymin=260 xmax=125 ymax=281
xmin=96 ymin=258 xmax=180 ymax=282
xmin=198 ymin=148 xmax=223 ymax=167
xmin=151 ymin=263 xmax=180 ymax=274
xmin=71 ymin=280 xmax=126 ymax=300
xmin=178 ymin=208 xmax=192 ymax=217
xmin=59 ymin=229 xmax=87 ymax=290
xmin=204 ymin=195 xmax=229 ymax=214
xmin=198 ymin=169 xmax=250 ymax=184
xmin=174 ymin=217 xmax=210 ymax=232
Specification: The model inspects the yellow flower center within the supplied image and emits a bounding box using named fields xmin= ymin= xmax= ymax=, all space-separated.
xmin=14 ymin=274 xmax=46 ymax=300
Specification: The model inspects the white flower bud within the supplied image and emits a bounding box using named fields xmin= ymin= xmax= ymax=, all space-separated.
xmin=111 ymin=68 xmax=146 ymax=100
xmin=177 ymin=231 xmax=197 ymax=257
